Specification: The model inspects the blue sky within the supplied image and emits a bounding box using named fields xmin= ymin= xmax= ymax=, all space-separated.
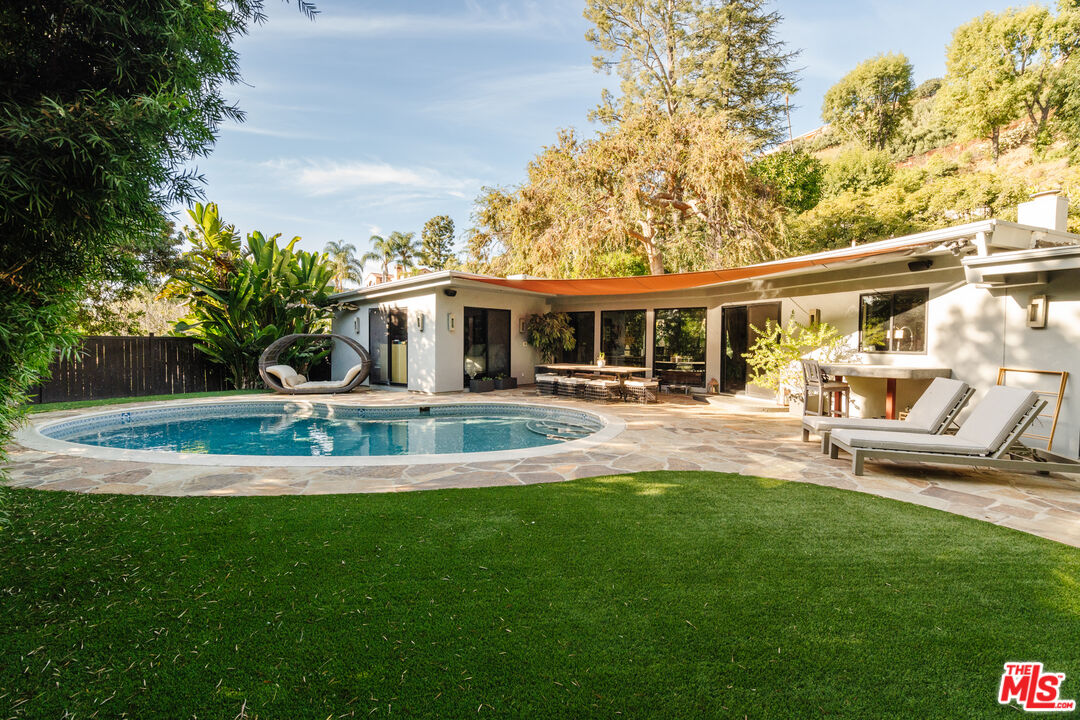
xmin=186 ymin=0 xmax=1018 ymax=264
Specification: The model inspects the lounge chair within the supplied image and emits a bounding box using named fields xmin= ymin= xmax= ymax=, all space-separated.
xmin=804 ymin=377 xmax=974 ymax=452
xmin=828 ymin=386 xmax=1080 ymax=476
xmin=264 ymin=363 xmax=368 ymax=393
xmin=258 ymin=333 xmax=371 ymax=395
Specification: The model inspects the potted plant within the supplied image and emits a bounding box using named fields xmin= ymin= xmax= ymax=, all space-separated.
xmin=742 ymin=317 xmax=853 ymax=408
xmin=469 ymin=374 xmax=495 ymax=393
xmin=525 ymin=312 xmax=576 ymax=363
xmin=596 ymin=351 xmax=606 ymax=368
xmin=494 ymin=373 xmax=517 ymax=390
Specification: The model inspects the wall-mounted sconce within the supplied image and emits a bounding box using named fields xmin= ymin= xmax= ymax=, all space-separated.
xmin=1027 ymin=294 xmax=1048 ymax=328
xmin=353 ymin=316 xmax=361 ymax=334
xmin=415 ymin=312 xmax=424 ymax=332
xmin=809 ymin=309 xmax=821 ymax=326
xmin=447 ymin=313 xmax=456 ymax=331
xmin=519 ymin=317 xmax=528 ymax=334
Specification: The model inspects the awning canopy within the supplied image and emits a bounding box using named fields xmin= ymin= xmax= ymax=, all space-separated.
xmin=464 ymin=241 xmax=930 ymax=296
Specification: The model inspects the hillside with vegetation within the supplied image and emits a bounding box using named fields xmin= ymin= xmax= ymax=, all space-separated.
xmin=464 ymin=0 xmax=1080 ymax=276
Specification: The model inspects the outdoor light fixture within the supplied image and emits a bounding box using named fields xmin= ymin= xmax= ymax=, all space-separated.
xmin=415 ymin=312 xmax=424 ymax=332
xmin=447 ymin=313 xmax=456 ymax=331
xmin=1027 ymin=295 xmax=1048 ymax=328
xmin=907 ymin=259 xmax=933 ymax=273
xmin=809 ymin=309 xmax=821 ymax=326
xmin=519 ymin=317 xmax=528 ymax=333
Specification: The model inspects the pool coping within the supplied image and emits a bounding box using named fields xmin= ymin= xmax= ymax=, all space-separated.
xmin=14 ymin=396 xmax=627 ymax=467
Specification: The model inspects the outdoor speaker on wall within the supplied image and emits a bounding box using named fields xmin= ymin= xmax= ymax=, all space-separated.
xmin=443 ymin=288 xmax=457 ymax=297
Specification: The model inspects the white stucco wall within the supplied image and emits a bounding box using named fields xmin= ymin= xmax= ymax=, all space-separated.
xmin=333 ymin=285 xmax=550 ymax=394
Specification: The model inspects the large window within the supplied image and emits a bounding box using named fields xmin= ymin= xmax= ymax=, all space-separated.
xmin=653 ymin=307 xmax=706 ymax=386
xmin=600 ymin=310 xmax=646 ymax=367
xmin=464 ymin=307 xmax=510 ymax=383
xmin=859 ymin=289 xmax=928 ymax=353
xmin=559 ymin=311 xmax=595 ymax=364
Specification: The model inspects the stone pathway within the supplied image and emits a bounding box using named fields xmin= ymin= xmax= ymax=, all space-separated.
xmin=5 ymin=389 xmax=1080 ymax=547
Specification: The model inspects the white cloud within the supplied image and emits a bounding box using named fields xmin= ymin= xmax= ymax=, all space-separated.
xmin=264 ymin=159 xmax=478 ymax=199
xmin=220 ymin=123 xmax=317 ymax=140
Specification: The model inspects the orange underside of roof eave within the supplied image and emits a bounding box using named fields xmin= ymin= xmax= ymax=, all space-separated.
xmin=466 ymin=243 xmax=921 ymax=296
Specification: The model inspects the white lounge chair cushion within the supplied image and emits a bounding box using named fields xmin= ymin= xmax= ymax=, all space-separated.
xmin=830 ymin=429 xmax=992 ymax=455
xmin=832 ymin=386 xmax=1039 ymax=457
xmin=341 ymin=363 xmax=366 ymax=385
xmin=293 ymin=380 xmax=349 ymax=390
xmin=903 ymin=377 xmax=970 ymax=430
xmin=805 ymin=377 xmax=971 ymax=435
xmin=265 ymin=364 xmax=300 ymax=386
xmin=954 ymin=386 xmax=1039 ymax=451
xmin=804 ymin=416 xmax=916 ymax=433
xmin=283 ymin=373 xmax=307 ymax=388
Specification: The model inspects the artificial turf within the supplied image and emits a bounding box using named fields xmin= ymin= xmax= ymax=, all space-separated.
xmin=1 ymin=471 xmax=1077 ymax=719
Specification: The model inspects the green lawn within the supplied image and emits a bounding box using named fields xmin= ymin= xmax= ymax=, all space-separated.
xmin=27 ymin=389 xmax=269 ymax=414
xmin=2 ymin=472 xmax=1077 ymax=719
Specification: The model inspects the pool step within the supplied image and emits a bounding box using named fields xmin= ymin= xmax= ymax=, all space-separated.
xmin=525 ymin=419 xmax=596 ymax=440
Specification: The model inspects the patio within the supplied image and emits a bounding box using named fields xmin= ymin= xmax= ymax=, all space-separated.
xmin=6 ymin=388 xmax=1080 ymax=547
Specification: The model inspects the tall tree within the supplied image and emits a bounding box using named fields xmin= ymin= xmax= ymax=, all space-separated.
xmin=419 ymin=215 xmax=457 ymax=270
xmin=466 ymin=109 xmax=783 ymax=277
xmin=323 ymin=240 xmax=364 ymax=292
xmin=942 ymin=3 xmax=1080 ymax=158
xmin=822 ymin=53 xmax=915 ymax=149
xmin=361 ymin=235 xmax=395 ymax=281
xmin=585 ymin=0 xmax=799 ymax=147
xmin=0 ymin=0 xmax=315 ymax=471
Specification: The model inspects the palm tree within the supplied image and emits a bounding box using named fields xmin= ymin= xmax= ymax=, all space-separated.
xmin=360 ymin=234 xmax=395 ymax=283
xmin=323 ymin=240 xmax=363 ymax=292
xmin=387 ymin=231 xmax=419 ymax=276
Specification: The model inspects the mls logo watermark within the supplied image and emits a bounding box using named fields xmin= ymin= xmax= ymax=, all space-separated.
xmin=999 ymin=662 xmax=1076 ymax=712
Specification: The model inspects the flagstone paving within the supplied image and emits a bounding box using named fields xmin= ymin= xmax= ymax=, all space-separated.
xmin=5 ymin=388 xmax=1080 ymax=547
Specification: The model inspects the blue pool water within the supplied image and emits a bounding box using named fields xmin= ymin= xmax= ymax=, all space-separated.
xmin=44 ymin=402 xmax=603 ymax=457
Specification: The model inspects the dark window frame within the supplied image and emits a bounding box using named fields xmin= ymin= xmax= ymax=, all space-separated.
xmin=600 ymin=309 xmax=647 ymax=368
xmin=652 ymin=307 xmax=707 ymax=386
xmin=858 ymin=288 xmax=929 ymax=354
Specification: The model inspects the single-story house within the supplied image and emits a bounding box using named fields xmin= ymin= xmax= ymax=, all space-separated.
xmin=331 ymin=191 xmax=1080 ymax=458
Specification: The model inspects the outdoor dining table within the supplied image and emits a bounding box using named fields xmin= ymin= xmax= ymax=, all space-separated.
xmin=535 ymin=363 xmax=649 ymax=378
xmin=819 ymin=364 xmax=953 ymax=420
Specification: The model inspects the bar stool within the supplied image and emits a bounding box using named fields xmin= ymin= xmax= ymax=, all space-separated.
xmin=800 ymin=359 xmax=850 ymax=418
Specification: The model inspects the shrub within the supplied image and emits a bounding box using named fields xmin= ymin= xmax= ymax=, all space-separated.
xmin=526 ymin=313 xmax=575 ymax=363
xmin=823 ymin=146 xmax=895 ymax=197
xmin=750 ymin=150 xmax=825 ymax=213
xmin=743 ymin=319 xmax=854 ymax=401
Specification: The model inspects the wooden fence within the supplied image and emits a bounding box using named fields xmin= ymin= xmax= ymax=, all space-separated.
xmin=31 ymin=336 xmax=230 ymax=404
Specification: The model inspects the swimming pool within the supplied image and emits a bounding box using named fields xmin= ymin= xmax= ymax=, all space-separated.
xmin=30 ymin=401 xmax=616 ymax=466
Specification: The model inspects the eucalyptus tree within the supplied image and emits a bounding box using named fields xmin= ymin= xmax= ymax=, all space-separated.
xmin=466 ymin=108 xmax=783 ymax=277
xmin=585 ymin=0 xmax=799 ymax=147
xmin=323 ymin=240 xmax=364 ymax=292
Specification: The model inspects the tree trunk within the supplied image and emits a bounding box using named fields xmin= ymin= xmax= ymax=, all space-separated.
xmin=991 ymin=126 xmax=1000 ymax=162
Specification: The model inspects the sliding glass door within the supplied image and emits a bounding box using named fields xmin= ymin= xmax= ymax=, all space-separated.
xmin=464 ymin=307 xmax=511 ymax=383
xmin=653 ymin=307 xmax=706 ymax=386
xmin=721 ymin=302 xmax=780 ymax=393
xmin=368 ymin=308 xmax=408 ymax=386
xmin=559 ymin=311 xmax=595 ymax=364
xmin=600 ymin=310 xmax=646 ymax=367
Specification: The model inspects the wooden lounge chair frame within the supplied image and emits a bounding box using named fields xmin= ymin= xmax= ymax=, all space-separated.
xmin=829 ymin=398 xmax=1080 ymax=476
xmin=258 ymin=333 xmax=371 ymax=395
